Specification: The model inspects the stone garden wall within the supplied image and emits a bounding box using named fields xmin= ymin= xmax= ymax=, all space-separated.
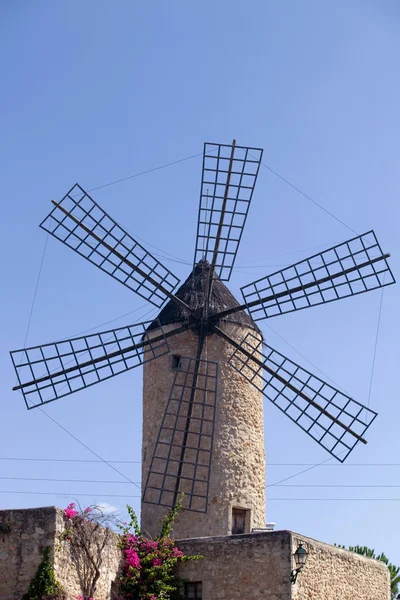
xmin=177 ymin=530 xmax=292 ymax=600
xmin=0 ymin=507 xmax=57 ymax=600
xmin=177 ymin=530 xmax=390 ymax=600
xmin=0 ymin=506 xmax=121 ymax=600
xmin=0 ymin=507 xmax=390 ymax=600
xmin=292 ymin=532 xmax=390 ymax=600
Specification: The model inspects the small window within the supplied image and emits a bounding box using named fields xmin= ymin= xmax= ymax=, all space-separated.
xmin=232 ymin=508 xmax=249 ymax=534
xmin=185 ymin=582 xmax=202 ymax=599
xmin=171 ymin=354 xmax=182 ymax=369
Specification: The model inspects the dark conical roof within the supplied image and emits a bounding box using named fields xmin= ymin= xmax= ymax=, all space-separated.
xmin=147 ymin=259 xmax=260 ymax=333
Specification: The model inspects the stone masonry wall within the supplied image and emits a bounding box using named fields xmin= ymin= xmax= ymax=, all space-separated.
xmin=177 ymin=531 xmax=390 ymax=600
xmin=176 ymin=530 xmax=293 ymax=600
xmin=141 ymin=322 xmax=266 ymax=540
xmin=291 ymin=533 xmax=390 ymax=600
xmin=0 ymin=506 xmax=122 ymax=600
xmin=0 ymin=507 xmax=58 ymax=600
xmin=0 ymin=508 xmax=390 ymax=600
xmin=53 ymin=508 xmax=121 ymax=600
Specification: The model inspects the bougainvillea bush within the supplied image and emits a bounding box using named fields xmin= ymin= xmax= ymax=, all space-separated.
xmin=61 ymin=498 xmax=200 ymax=600
xmin=116 ymin=501 xmax=201 ymax=600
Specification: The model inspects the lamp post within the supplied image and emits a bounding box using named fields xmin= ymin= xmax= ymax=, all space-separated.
xmin=291 ymin=543 xmax=308 ymax=584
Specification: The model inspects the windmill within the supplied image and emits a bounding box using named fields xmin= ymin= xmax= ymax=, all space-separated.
xmin=10 ymin=140 xmax=395 ymax=538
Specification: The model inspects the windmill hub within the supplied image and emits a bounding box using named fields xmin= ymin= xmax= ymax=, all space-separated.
xmin=146 ymin=259 xmax=260 ymax=337
xmin=187 ymin=311 xmax=216 ymax=337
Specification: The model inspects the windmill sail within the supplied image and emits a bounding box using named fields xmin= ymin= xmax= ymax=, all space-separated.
xmin=11 ymin=320 xmax=169 ymax=409
xmin=227 ymin=332 xmax=377 ymax=462
xmin=193 ymin=141 xmax=263 ymax=281
xmin=143 ymin=357 xmax=218 ymax=512
xmin=40 ymin=184 xmax=180 ymax=307
xmin=240 ymin=231 xmax=394 ymax=321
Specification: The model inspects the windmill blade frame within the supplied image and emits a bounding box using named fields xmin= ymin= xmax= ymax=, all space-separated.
xmin=193 ymin=141 xmax=263 ymax=281
xmin=216 ymin=327 xmax=377 ymax=462
xmin=40 ymin=184 xmax=182 ymax=308
xmin=11 ymin=320 xmax=194 ymax=409
xmin=142 ymin=356 xmax=218 ymax=513
xmin=240 ymin=230 xmax=395 ymax=321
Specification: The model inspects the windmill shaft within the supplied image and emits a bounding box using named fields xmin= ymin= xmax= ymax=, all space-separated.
xmin=12 ymin=323 xmax=195 ymax=391
xmin=212 ymin=324 xmax=367 ymax=445
xmin=215 ymin=252 xmax=391 ymax=320
xmin=51 ymin=200 xmax=193 ymax=315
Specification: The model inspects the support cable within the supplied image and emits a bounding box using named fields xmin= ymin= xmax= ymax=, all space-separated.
xmin=367 ymin=278 xmax=385 ymax=407
xmin=259 ymin=159 xmax=358 ymax=235
xmin=21 ymin=233 xmax=49 ymax=348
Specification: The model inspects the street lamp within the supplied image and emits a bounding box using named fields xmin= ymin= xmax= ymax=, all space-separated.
xmin=291 ymin=543 xmax=308 ymax=584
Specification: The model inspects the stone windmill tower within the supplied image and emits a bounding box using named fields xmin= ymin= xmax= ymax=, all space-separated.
xmin=141 ymin=260 xmax=266 ymax=539
xmin=10 ymin=140 xmax=395 ymax=542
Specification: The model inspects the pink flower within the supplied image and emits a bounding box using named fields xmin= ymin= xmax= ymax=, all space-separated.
xmin=64 ymin=503 xmax=78 ymax=519
xmin=127 ymin=534 xmax=139 ymax=544
xmin=145 ymin=540 xmax=158 ymax=552
xmin=84 ymin=507 xmax=92 ymax=514
xmin=171 ymin=547 xmax=184 ymax=558
xmin=125 ymin=548 xmax=141 ymax=570
xmin=152 ymin=558 xmax=162 ymax=566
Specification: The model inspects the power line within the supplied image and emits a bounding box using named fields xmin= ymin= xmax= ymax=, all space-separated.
xmin=0 ymin=477 xmax=141 ymax=484
xmin=1 ymin=477 xmax=399 ymax=488
xmin=0 ymin=490 xmax=140 ymax=498
xmin=272 ymin=485 xmax=400 ymax=488
xmin=267 ymin=498 xmax=400 ymax=502
xmin=0 ymin=457 xmax=140 ymax=464
xmin=267 ymin=464 xmax=400 ymax=467
xmin=1 ymin=457 xmax=399 ymax=466
xmin=0 ymin=489 xmax=399 ymax=501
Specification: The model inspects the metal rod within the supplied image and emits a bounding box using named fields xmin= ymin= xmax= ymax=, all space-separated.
xmin=211 ymin=324 xmax=367 ymax=445
xmin=205 ymin=139 xmax=236 ymax=311
xmin=210 ymin=139 xmax=236 ymax=274
xmin=51 ymin=200 xmax=193 ymax=315
xmin=206 ymin=140 xmax=236 ymax=308
xmin=12 ymin=323 xmax=196 ymax=391
xmin=172 ymin=324 xmax=207 ymax=508
xmin=214 ymin=253 xmax=391 ymax=320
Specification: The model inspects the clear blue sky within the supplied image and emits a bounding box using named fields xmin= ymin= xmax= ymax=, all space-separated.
xmin=1 ymin=1 xmax=399 ymax=564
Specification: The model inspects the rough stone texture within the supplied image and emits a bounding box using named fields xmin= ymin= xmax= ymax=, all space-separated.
xmin=291 ymin=533 xmax=391 ymax=600
xmin=0 ymin=507 xmax=57 ymax=600
xmin=141 ymin=322 xmax=267 ymax=539
xmin=0 ymin=506 xmax=122 ymax=600
xmin=176 ymin=531 xmax=292 ymax=600
xmin=53 ymin=508 xmax=121 ymax=600
xmin=176 ymin=531 xmax=390 ymax=600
